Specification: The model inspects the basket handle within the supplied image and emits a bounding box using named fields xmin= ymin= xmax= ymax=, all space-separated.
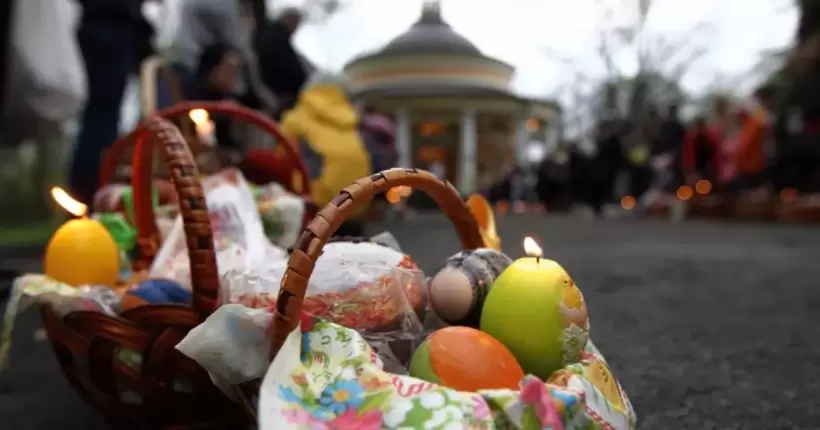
xmin=114 ymin=101 xmax=310 ymax=270
xmin=132 ymin=117 xmax=220 ymax=317
xmin=99 ymin=100 xmax=311 ymax=195
xmin=268 ymin=168 xmax=485 ymax=359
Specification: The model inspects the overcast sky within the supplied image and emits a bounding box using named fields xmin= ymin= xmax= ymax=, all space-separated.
xmin=284 ymin=0 xmax=797 ymax=101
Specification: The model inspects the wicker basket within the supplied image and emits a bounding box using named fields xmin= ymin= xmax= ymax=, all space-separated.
xmin=98 ymin=100 xmax=312 ymax=197
xmin=41 ymin=118 xmax=247 ymax=429
xmin=235 ymin=167 xmax=486 ymax=421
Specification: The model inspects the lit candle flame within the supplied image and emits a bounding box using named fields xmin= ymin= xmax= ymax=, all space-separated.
xmin=523 ymin=237 xmax=542 ymax=258
xmin=51 ymin=187 xmax=87 ymax=217
xmin=188 ymin=108 xmax=210 ymax=125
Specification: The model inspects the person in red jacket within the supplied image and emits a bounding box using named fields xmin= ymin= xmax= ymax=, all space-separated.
xmin=682 ymin=116 xmax=723 ymax=184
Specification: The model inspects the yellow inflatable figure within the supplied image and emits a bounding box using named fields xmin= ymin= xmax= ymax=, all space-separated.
xmin=280 ymin=80 xmax=372 ymax=216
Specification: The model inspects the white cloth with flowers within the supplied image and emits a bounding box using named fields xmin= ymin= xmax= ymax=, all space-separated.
xmin=258 ymin=320 xmax=637 ymax=429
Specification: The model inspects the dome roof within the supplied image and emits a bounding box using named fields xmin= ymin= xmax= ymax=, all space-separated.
xmin=374 ymin=3 xmax=483 ymax=57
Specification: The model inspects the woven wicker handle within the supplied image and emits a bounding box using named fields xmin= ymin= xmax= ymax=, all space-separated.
xmin=99 ymin=100 xmax=311 ymax=194
xmin=116 ymin=101 xmax=310 ymax=270
xmin=132 ymin=118 xmax=220 ymax=317
xmin=268 ymin=168 xmax=485 ymax=358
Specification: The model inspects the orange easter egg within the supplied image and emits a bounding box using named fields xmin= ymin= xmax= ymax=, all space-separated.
xmin=409 ymin=326 xmax=524 ymax=391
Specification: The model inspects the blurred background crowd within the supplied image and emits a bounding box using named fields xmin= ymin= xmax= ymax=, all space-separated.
xmin=0 ymin=0 xmax=816 ymax=231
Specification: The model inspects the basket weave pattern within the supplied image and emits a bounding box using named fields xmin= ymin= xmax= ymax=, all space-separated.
xmin=42 ymin=118 xmax=245 ymax=429
xmin=236 ymin=168 xmax=486 ymax=421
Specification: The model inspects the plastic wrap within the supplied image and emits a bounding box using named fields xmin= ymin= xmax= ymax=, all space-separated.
xmin=150 ymin=169 xmax=271 ymax=288
xmin=225 ymin=235 xmax=427 ymax=337
xmin=0 ymin=274 xmax=122 ymax=373
xmin=176 ymin=234 xmax=429 ymax=394
xmin=252 ymin=182 xmax=305 ymax=249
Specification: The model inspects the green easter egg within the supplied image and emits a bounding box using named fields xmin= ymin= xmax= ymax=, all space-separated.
xmin=408 ymin=339 xmax=440 ymax=384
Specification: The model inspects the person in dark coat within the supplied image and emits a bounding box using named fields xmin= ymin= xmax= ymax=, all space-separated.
xmin=589 ymin=119 xmax=625 ymax=216
xmin=254 ymin=8 xmax=308 ymax=116
xmin=69 ymin=0 xmax=157 ymax=206
xmin=185 ymin=44 xmax=244 ymax=153
xmin=657 ymin=104 xmax=687 ymax=187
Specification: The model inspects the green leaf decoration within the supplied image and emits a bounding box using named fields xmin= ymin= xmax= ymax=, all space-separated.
xmin=358 ymin=390 xmax=392 ymax=415
xmin=521 ymin=406 xmax=542 ymax=430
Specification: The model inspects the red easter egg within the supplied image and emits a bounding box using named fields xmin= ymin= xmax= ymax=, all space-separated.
xmin=409 ymin=326 xmax=524 ymax=391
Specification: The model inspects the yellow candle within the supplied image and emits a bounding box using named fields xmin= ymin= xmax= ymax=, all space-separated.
xmin=43 ymin=187 xmax=120 ymax=287
xmin=480 ymin=237 xmax=589 ymax=380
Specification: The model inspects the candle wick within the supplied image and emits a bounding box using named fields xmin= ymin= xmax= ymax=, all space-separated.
xmin=536 ymin=256 xmax=540 ymax=264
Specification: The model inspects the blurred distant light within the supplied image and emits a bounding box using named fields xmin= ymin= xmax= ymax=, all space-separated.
xmin=695 ymin=179 xmax=712 ymax=195
xmin=620 ymin=195 xmax=636 ymax=210
xmin=677 ymin=185 xmax=694 ymax=201
xmin=526 ymin=142 xmax=546 ymax=164
xmin=526 ymin=118 xmax=540 ymax=132
xmin=496 ymin=200 xmax=509 ymax=214
xmin=780 ymin=187 xmax=798 ymax=203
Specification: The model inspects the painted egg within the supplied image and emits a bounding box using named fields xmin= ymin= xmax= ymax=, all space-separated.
xmin=480 ymin=259 xmax=589 ymax=381
xmin=121 ymin=278 xmax=191 ymax=311
xmin=409 ymin=326 xmax=524 ymax=391
xmin=428 ymin=248 xmax=512 ymax=327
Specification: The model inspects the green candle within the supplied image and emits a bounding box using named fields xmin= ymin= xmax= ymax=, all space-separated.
xmin=480 ymin=237 xmax=590 ymax=380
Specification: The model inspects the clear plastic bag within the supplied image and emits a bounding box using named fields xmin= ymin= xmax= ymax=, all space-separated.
xmin=176 ymin=234 xmax=430 ymax=393
xmin=1 ymin=274 xmax=122 ymax=373
xmin=226 ymin=235 xmax=427 ymax=337
xmin=253 ymin=182 xmax=305 ymax=249
xmin=150 ymin=169 xmax=271 ymax=288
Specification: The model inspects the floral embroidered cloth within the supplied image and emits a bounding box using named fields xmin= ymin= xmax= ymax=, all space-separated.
xmin=259 ymin=319 xmax=637 ymax=429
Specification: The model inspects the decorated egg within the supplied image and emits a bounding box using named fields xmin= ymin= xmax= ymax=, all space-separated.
xmin=480 ymin=258 xmax=589 ymax=381
xmin=428 ymin=248 xmax=512 ymax=327
xmin=409 ymin=326 xmax=524 ymax=391
xmin=121 ymin=278 xmax=192 ymax=311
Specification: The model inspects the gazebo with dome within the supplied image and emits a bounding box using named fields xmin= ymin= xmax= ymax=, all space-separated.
xmin=343 ymin=1 xmax=561 ymax=192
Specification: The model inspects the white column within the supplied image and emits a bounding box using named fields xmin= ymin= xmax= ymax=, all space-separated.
xmin=395 ymin=106 xmax=412 ymax=168
xmin=459 ymin=107 xmax=478 ymax=194
xmin=514 ymin=109 xmax=531 ymax=167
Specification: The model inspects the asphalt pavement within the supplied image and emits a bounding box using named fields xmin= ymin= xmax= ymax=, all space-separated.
xmin=2 ymin=215 xmax=820 ymax=429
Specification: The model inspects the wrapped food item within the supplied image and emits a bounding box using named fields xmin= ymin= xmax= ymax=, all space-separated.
xmin=0 ymin=275 xmax=121 ymax=373
xmin=149 ymin=169 xmax=270 ymax=289
xmin=226 ymin=234 xmax=427 ymax=337
xmin=252 ymin=182 xmax=305 ymax=249
xmin=92 ymin=181 xmax=177 ymax=220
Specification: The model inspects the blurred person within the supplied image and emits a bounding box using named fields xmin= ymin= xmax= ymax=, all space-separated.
xmin=279 ymin=73 xmax=371 ymax=236
xmin=681 ymin=116 xmax=722 ymax=185
xmin=359 ymin=111 xmax=398 ymax=173
xmin=359 ymin=110 xmax=398 ymax=220
xmin=186 ymin=44 xmax=245 ymax=162
xmin=589 ymin=119 xmax=625 ymax=216
xmin=254 ymin=7 xmax=308 ymax=116
xmin=656 ymin=103 xmax=687 ymax=187
xmin=727 ymin=102 xmax=770 ymax=194
xmin=168 ymin=0 xmax=277 ymax=112
xmin=772 ymin=41 xmax=820 ymax=193
xmin=626 ymin=113 xmax=657 ymax=201
xmin=69 ymin=0 xmax=158 ymax=206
